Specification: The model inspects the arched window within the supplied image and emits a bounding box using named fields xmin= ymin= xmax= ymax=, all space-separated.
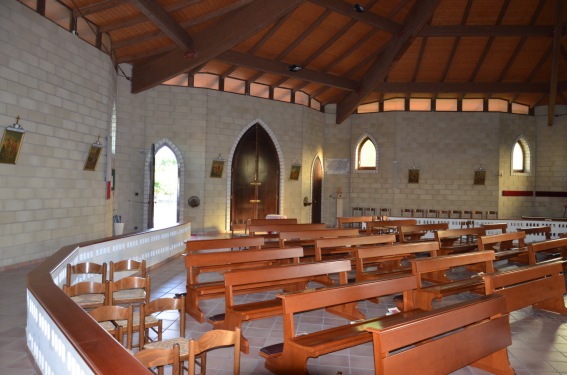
xmin=511 ymin=136 xmax=531 ymax=176
xmin=356 ymin=136 xmax=377 ymax=170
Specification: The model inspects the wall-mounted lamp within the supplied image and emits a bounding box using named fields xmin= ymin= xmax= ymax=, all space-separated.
xmin=288 ymin=64 xmax=303 ymax=72
xmin=303 ymin=197 xmax=312 ymax=207
xmin=353 ymin=3 xmax=365 ymax=13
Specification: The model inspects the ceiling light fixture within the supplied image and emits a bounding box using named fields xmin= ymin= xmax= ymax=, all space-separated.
xmin=288 ymin=64 xmax=303 ymax=72
xmin=353 ymin=3 xmax=365 ymax=13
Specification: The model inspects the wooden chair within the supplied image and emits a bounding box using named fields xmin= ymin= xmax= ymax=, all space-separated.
xmin=188 ymin=328 xmax=242 ymax=375
xmin=108 ymin=275 xmax=150 ymax=307
xmin=426 ymin=209 xmax=439 ymax=218
xmin=450 ymin=210 xmax=462 ymax=219
xmin=134 ymin=342 xmax=181 ymax=375
xmin=66 ymin=262 xmax=107 ymax=286
xmin=352 ymin=207 xmax=363 ymax=216
xmin=109 ymin=259 xmax=147 ymax=281
xmin=486 ymin=210 xmax=498 ymax=219
xmin=462 ymin=210 xmax=473 ymax=219
xmin=472 ymin=210 xmax=484 ymax=219
xmin=116 ymin=295 xmax=186 ymax=348
xmin=88 ymin=305 xmax=133 ymax=349
xmin=413 ymin=209 xmax=425 ymax=217
xmin=63 ymin=281 xmax=107 ymax=310
xmin=438 ymin=210 xmax=450 ymax=218
xmin=363 ymin=207 xmax=376 ymax=217
xmin=379 ymin=208 xmax=391 ymax=218
xmin=400 ymin=208 xmax=413 ymax=217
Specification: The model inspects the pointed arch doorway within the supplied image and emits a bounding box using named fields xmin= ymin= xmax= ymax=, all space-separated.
xmin=231 ymin=123 xmax=280 ymax=227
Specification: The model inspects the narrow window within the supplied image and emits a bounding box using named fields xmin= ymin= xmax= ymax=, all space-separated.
xmin=111 ymin=100 xmax=116 ymax=154
xmin=512 ymin=142 xmax=524 ymax=172
xmin=357 ymin=137 xmax=376 ymax=170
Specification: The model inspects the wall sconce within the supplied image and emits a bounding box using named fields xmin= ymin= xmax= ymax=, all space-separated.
xmin=0 ymin=116 xmax=26 ymax=165
xmin=303 ymin=197 xmax=312 ymax=207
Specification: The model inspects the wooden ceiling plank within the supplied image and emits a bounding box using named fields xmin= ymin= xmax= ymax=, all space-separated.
xmin=309 ymin=0 xmax=402 ymax=34
xmin=112 ymin=29 xmax=163 ymax=49
xmin=248 ymin=11 xmax=293 ymax=55
xmin=467 ymin=0 xmax=510 ymax=83
xmin=73 ymin=0 xmax=129 ymax=17
xmin=129 ymin=0 xmax=196 ymax=56
xmin=301 ymin=19 xmax=356 ymax=66
xmin=547 ymin=0 xmax=562 ymax=126
xmin=179 ymin=0 xmax=254 ymax=29
xmin=276 ymin=9 xmax=332 ymax=61
xmin=420 ymin=25 xmax=553 ymax=37
xmin=217 ymin=50 xmax=357 ymax=90
xmin=336 ymin=0 xmax=441 ymax=124
xmin=449 ymin=0 xmax=472 ymax=101
xmin=131 ymin=0 xmax=305 ymax=93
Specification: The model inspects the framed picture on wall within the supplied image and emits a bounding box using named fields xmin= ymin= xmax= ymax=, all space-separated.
xmin=408 ymin=168 xmax=420 ymax=184
xmin=474 ymin=169 xmax=486 ymax=185
xmin=84 ymin=143 xmax=102 ymax=171
xmin=0 ymin=126 xmax=25 ymax=164
xmin=210 ymin=159 xmax=224 ymax=178
xmin=290 ymin=165 xmax=301 ymax=180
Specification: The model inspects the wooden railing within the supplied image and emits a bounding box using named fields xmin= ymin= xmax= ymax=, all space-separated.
xmin=26 ymin=222 xmax=191 ymax=374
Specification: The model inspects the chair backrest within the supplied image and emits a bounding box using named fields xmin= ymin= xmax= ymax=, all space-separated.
xmin=66 ymin=262 xmax=107 ymax=286
xmin=88 ymin=305 xmax=133 ymax=349
xmin=135 ymin=342 xmax=180 ymax=375
xmin=63 ymin=281 xmax=107 ymax=309
xmin=188 ymin=328 xmax=241 ymax=375
xmin=108 ymin=276 xmax=151 ymax=306
xmin=109 ymin=259 xmax=147 ymax=281
xmin=139 ymin=295 xmax=186 ymax=348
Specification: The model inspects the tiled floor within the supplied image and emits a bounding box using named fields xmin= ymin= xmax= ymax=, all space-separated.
xmin=3 ymin=255 xmax=567 ymax=374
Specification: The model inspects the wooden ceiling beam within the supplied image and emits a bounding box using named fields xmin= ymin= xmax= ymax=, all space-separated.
xmin=217 ymin=50 xmax=358 ymax=90
xmin=128 ymin=0 xmax=196 ymax=56
xmin=336 ymin=0 xmax=441 ymax=124
xmin=73 ymin=0 xmax=129 ymax=17
xmin=420 ymin=25 xmax=553 ymax=37
xmin=131 ymin=0 xmax=304 ymax=93
xmin=547 ymin=0 xmax=562 ymax=126
xmin=99 ymin=0 xmax=205 ymax=32
xmin=309 ymin=0 xmax=402 ymax=34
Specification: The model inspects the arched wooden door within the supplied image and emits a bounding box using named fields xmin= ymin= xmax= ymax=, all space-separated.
xmin=231 ymin=124 xmax=280 ymax=227
xmin=311 ymin=157 xmax=323 ymax=223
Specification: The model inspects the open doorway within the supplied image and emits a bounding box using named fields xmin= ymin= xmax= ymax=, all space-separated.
xmin=153 ymin=146 xmax=179 ymax=228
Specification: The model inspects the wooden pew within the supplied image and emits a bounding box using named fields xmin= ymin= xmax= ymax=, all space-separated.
xmin=397 ymin=223 xmax=449 ymax=243
xmin=245 ymin=218 xmax=297 ymax=234
xmin=477 ymin=231 xmax=528 ymax=262
xmin=365 ymin=219 xmax=417 ymax=235
xmin=517 ymin=225 xmax=552 ymax=242
xmin=248 ymin=223 xmax=326 ymax=236
xmin=483 ymin=260 xmax=567 ymax=315
xmin=527 ymin=237 xmax=567 ymax=265
xmin=261 ymin=275 xmax=418 ymax=375
xmin=434 ymin=227 xmax=486 ymax=255
xmin=277 ymin=228 xmax=360 ymax=249
xmin=367 ymin=294 xmax=514 ymax=375
xmin=184 ymin=247 xmax=303 ymax=322
xmin=313 ymin=234 xmax=396 ymax=262
xmin=409 ymin=251 xmax=496 ymax=310
xmin=184 ymin=236 xmax=264 ymax=252
xmin=356 ymin=241 xmax=439 ymax=283
xmin=212 ymin=259 xmax=352 ymax=353
xmin=337 ymin=216 xmax=375 ymax=233
xmin=481 ymin=222 xmax=508 ymax=234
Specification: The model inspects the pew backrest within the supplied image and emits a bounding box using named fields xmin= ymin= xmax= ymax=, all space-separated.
xmin=337 ymin=216 xmax=375 ymax=229
xmin=313 ymin=234 xmax=396 ymax=261
xmin=528 ymin=238 xmax=567 ymax=264
xmin=248 ymin=223 xmax=326 ymax=236
xmin=365 ymin=219 xmax=417 ymax=234
xmin=481 ymin=222 xmax=508 ymax=235
xmin=397 ymin=223 xmax=449 ymax=243
xmin=367 ymin=294 xmax=512 ymax=375
xmin=478 ymin=231 xmax=526 ymax=252
xmin=356 ymin=242 xmax=439 ymax=281
xmin=278 ymin=228 xmax=360 ymax=248
xmin=185 ymin=236 xmax=264 ymax=252
xmin=517 ymin=225 xmax=552 ymax=242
